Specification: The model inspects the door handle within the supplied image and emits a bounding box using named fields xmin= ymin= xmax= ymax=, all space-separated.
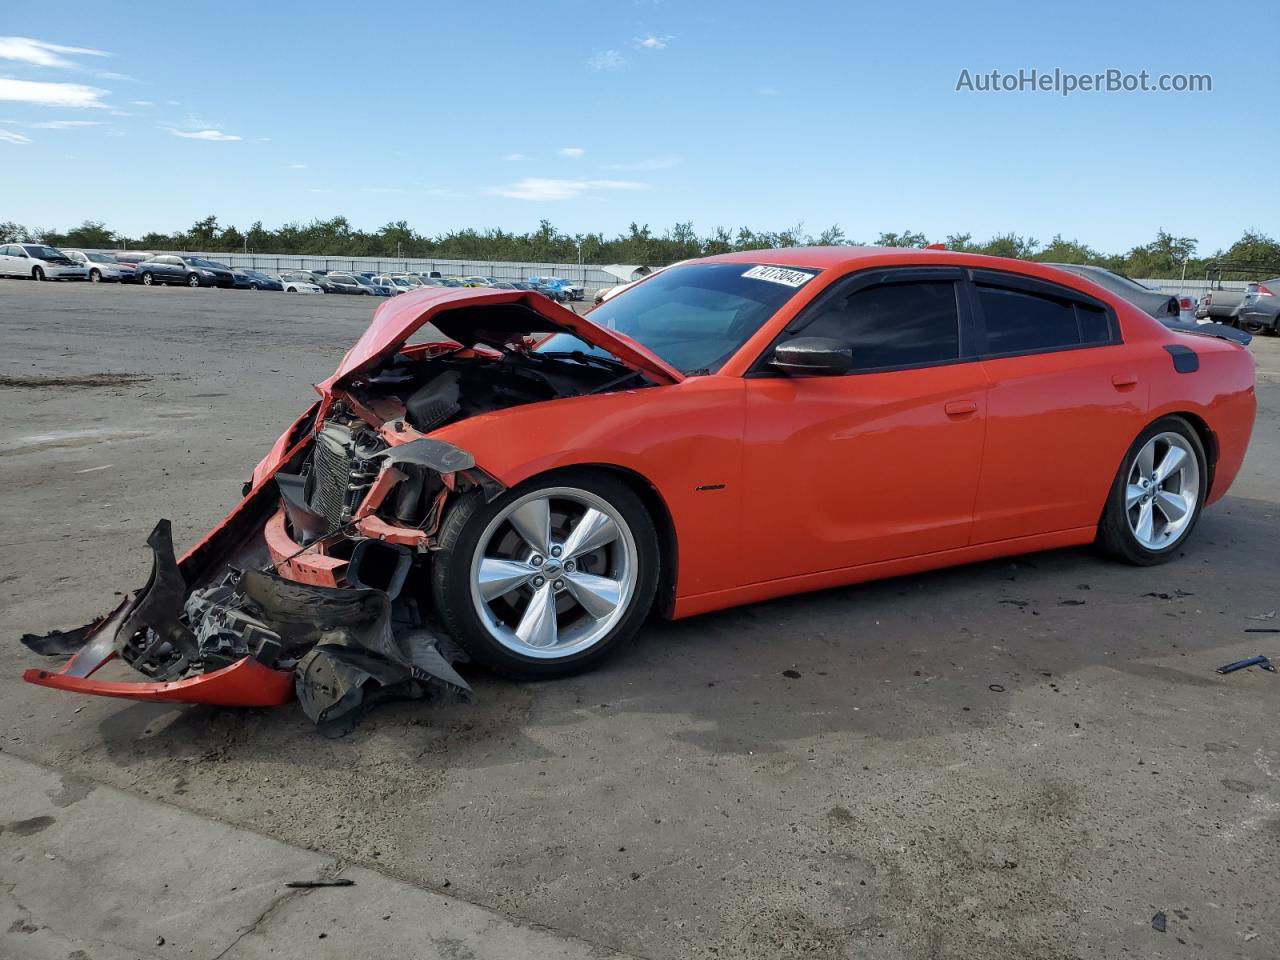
xmin=944 ymin=400 xmax=978 ymax=417
xmin=1111 ymin=373 xmax=1139 ymax=389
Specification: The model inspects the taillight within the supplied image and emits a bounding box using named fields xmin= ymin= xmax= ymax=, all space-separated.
xmin=1204 ymin=294 xmax=1212 ymax=305
xmin=1178 ymin=297 xmax=1193 ymax=310
xmin=1258 ymin=283 xmax=1275 ymax=297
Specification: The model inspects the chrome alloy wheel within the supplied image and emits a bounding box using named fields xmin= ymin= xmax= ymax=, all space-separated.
xmin=468 ymin=486 xmax=638 ymax=659
xmin=1125 ymin=431 xmax=1200 ymax=551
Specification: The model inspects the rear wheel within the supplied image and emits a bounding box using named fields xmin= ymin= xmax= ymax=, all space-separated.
xmin=1240 ymin=318 xmax=1267 ymax=335
xmin=140 ymin=271 xmax=154 ymax=286
xmin=1097 ymin=417 xmax=1206 ymax=565
xmin=431 ymin=472 xmax=660 ymax=679
xmin=32 ymin=266 xmax=45 ymax=281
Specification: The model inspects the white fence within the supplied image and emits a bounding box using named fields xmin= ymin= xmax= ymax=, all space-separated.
xmin=94 ymin=248 xmax=1255 ymax=297
xmin=106 ymin=251 xmax=628 ymax=291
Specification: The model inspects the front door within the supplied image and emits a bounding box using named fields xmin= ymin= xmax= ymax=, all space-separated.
xmin=741 ymin=269 xmax=988 ymax=583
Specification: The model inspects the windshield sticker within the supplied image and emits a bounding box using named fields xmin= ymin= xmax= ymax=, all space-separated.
xmin=742 ymin=265 xmax=815 ymax=288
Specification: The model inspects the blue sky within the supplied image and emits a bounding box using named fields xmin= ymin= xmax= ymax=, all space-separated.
xmin=2 ymin=0 xmax=1276 ymax=254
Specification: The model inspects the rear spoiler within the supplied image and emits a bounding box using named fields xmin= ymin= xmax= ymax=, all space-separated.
xmin=1161 ymin=319 xmax=1252 ymax=346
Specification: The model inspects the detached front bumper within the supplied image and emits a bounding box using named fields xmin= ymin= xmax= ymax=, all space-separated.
xmin=20 ymin=430 xmax=479 ymax=735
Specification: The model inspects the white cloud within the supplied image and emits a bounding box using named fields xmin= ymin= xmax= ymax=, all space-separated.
xmin=0 ymin=77 xmax=109 ymax=108
xmin=587 ymin=50 xmax=626 ymax=72
xmin=558 ymin=146 xmax=585 ymax=158
xmin=489 ymin=178 xmax=650 ymax=201
xmin=29 ymin=119 xmax=101 ymax=129
xmin=96 ymin=71 xmax=136 ymax=82
xmin=361 ymin=186 xmax=405 ymax=194
xmin=165 ymin=127 xmax=242 ymax=141
xmin=0 ymin=127 xmax=31 ymax=144
xmin=633 ymin=34 xmax=673 ymax=50
xmin=0 ymin=37 xmax=109 ymax=69
xmin=606 ymin=154 xmax=681 ymax=171
xmin=503 ymin=152 xmax=525 ymax=161
xmin=287 ymin=162 xmax=307 ymax=169
xmin=131 ymin=100 xmax=154 ymax=107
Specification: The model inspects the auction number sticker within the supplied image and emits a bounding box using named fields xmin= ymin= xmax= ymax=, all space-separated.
xmin=742 ymin=265 xmax=815 ymax=287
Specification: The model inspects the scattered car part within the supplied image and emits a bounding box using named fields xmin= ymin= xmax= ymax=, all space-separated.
xmin=1215 ymin=655 xmax=1276 ymax=674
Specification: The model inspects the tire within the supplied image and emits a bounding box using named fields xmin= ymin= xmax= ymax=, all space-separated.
xmin=186 ymin=273 xmax=201 ymax=288
xmin=431 ymin=470 xmax=660 ymax=679
xmin=1239 ymin=318 xmax=1268 ymax=335
xmin=89 ymin=269 xmax=101 ymax=283
xmin=140 ymin=271 xmax=154 ymax=286
xmin=32 ymin=266 xmax=45 ymax=281
xmin=1096 ymin=416 xmax=1207 ymax=565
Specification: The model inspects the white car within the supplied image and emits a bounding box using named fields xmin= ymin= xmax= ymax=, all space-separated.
xmin=0 ymin=243 xmax=88 ymax=281
xmin=278 ymin=273 xmax=323 ymax=294
xmin=372 ymin=274 xmax=415 ymax=295
xmin=62 ymin=249 xmax=125 ymax=282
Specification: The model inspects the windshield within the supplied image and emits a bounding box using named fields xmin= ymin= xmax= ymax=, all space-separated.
xmin=536 ymin=262 xmax=820 ymax=373
xmin=188 ymin=258 xmax=222 ymax=269
xmin=23 ymin=245 xmax=63 ymax=259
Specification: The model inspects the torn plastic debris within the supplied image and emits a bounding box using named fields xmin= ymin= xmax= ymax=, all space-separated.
xmin=1215 ymin=655 xmax=1276 ymax=675
xmin=21 ymin=518 xmax=470 ymax=734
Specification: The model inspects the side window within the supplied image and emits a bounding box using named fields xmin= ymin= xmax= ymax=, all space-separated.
xmin=798 ymin=280 xmax=961 ymax=371
xmin=976 ymin=284 xmax=1111 ymax=355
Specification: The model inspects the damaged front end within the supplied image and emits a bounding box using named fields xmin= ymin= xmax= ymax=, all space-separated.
xmin=22 ymin=288 xmax=677 ymax=734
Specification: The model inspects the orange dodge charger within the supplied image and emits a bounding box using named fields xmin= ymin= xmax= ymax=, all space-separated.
xmin=23 ymin=247 xmax=1257 ymax=734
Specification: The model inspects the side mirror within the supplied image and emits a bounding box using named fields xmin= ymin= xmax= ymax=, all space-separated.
xmin=770 ymin=337 xmax=853 ymax=376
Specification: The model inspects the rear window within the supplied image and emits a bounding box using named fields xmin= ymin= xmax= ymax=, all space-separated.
xmin=977 ymin=285 xmax=1112 ymax=354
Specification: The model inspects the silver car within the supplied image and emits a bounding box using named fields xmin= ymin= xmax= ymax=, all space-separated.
xmin=62 ymin=249 xmax=126 ymax=282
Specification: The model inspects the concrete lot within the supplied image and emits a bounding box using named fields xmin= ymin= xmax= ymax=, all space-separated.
xmin=1 ymin=280 xmax=1278 ymax=959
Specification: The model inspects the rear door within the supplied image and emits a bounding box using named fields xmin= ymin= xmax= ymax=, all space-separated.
xmin=0 ymin=245 xmax=17 ymax=276
xmin=967 ymin=269 xmax=1143 ymax=543
xmin=741 ymin=267 xmax=989 ymax=582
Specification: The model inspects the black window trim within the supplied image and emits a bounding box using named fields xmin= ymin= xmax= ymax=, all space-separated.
xmin=746 ymin=265 xmax=975 ymax=377
xmin=966 ymin=268 xmax=1122 ymax=360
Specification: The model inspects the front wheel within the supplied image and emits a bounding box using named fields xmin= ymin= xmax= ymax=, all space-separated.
xmin=140 ymin=271 xmax=154 ymax=286
xmin=1096 ymin=417 xmax=1207 ymax=565
xmin=431 ymin=472 xmax=660 ymax=679
xmin=32 ymin=266 xmax=45 ymax=281
xmin=89 ymin=269 xmax=101 ymax=283
xmin=186 ymin=273 xmax=200 ymax=288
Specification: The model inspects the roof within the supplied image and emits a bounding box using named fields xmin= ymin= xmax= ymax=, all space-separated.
xmin=693 ymin=246 xmax=1120 ymax=292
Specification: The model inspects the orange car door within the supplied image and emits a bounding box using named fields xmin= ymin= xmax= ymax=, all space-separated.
xmin=965 ymin=269 xmax=1145 ymax=543
xmin=740 ymin=268 xmax=989 ymax=584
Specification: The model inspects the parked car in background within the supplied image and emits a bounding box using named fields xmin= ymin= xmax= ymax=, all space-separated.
xmin=278 ymin=272 xmax=324 ymax=294
xmin=62 ymin=249 xmax=127 ymax=282
xmin=1194 ymin=281 xmax=1248 ymax=323
xmin=327 ymin=272 xmax=395 ymax=296
xmin=232 ymin=268 xmax=284 ymax=291
xmin=372 ymin=274 xmax=415 ymax=295
xmin=279 ymin=270 xmax=339 ymax=293
xmin=0 ymin=243 xmax=88 ymax=281
xmin=1048 ymin=263 xmax=1251 ymax=345
xmin=392 ymin=273 xmax=424 ymax=288
xmin=528 ymin=276 xmax=581 ymax=301
xmin=136 ymin=255 xmax=235 ymax=288
xmin=1234 ymin=278 xmax=1280 ymax=335
xmin=321 ymin=272 xmax=373 ymax=295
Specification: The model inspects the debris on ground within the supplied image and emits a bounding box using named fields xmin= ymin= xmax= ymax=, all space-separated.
xmin=1152 ymin=911 xmax=1167 ymax=933
xmin=1247 ymin=611 xmax=1276 ymax=621
xmin=285 ymin=878 xmax=356 ymax=888
xmin=782 ymin=669 xmax=801 ymax=679
xmin=1215 ymin=655 xmax=1276 ymax=675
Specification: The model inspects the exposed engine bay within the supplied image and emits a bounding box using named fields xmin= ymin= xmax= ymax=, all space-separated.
xmin=20 ymin=296 xmax=660 ymax=735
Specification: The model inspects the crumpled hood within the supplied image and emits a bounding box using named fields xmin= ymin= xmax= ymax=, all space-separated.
xmin=320 ymin=287 xmax=683 ymax=389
